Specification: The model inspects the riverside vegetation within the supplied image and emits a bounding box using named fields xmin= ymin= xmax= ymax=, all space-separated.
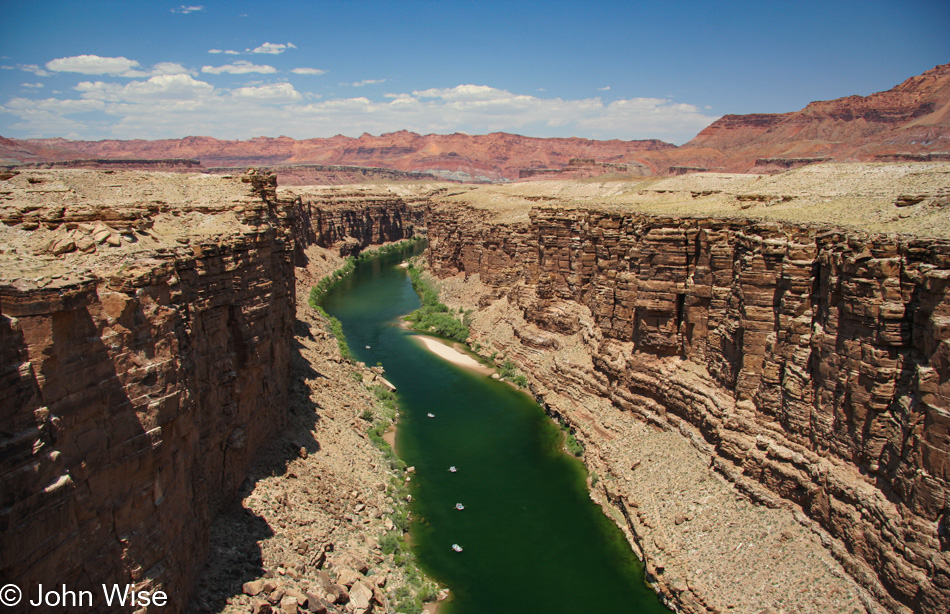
xmin=312 ymin=239 xmax=443 ymax=613
xmin=404 ymin=260 xmax=471 ymax=343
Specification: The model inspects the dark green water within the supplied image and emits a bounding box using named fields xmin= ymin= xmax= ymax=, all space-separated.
xmin=320 ymin=247 xmax=671 ymax=614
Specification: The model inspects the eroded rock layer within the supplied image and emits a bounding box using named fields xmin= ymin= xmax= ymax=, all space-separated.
xmin=425 ymin=205 xmax=950 ymax=613
xmin=1 ymin=235 xmax=294 ymax=611
xmin=294 ymin=187 xmax=428 ymax=255
xmin=0 ymin=170 xmax=425 ymax=613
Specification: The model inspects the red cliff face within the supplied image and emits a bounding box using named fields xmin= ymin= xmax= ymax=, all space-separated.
xmin=425 ymin=204 xmax=950 ymax=614
xmin=674 ymin=63 xmax=950 ymax=172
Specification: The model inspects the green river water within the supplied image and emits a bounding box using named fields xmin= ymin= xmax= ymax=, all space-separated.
xmin=319 ymin=246 xmax=671 ymax=614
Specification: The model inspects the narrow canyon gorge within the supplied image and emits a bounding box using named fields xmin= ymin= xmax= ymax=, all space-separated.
xmin=1 ymin=163 xmax=948 ymax=614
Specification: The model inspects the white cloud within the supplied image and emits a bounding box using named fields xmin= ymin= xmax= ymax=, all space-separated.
xmin=47 ymin=55 xmax=140 ymax=76
xmin=150 ymin=62 xmax=194 ymax=76
xmin=209 ymin=49 xmax=241 ymax=55
xmin=292 ymin=67 xmax=327 ymax=75
xmin=171 ymin=5 xmax=205 ymax=13
xmin=20 ymin=64 xmax=52 ymax=77
xmin=21 ymin=83 xmax=44 ymax=88
xmin=201 ymin=60 xmax=276 ymax=75
xmin=45 ymin=55 xmax=196 ymax=79
xmin=232 ymin=83 xmax=301 ymax=102
xmin=598 ymin=86 xmax=611 ymax=91
xmin=76 ymin=74 xmax=214 ymax=102
xmin=413 ymin=84 xmax=518 ymax=101
xmin=249 ymin=42 xmax=297 ymax=54
xmin=341 ymin=78 xmax=387 ymax=87
xmin=1 ymin=79 xmax=718 ymax=143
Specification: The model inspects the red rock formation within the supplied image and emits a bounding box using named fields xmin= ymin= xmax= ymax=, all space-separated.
xmin=664 ymin=63 xmax=950 ymax=172
xmin=425 ymin=205 xmax=950 ymax=613
xmin=282 ymin=186 xmax=428 ymax=259
xmin=7 ymin=132 xmax=675 ymax=181
xmin=1 ymin=234 xmax=296 ymax=611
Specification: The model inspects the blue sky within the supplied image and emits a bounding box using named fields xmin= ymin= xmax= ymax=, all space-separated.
xmin=1 ymin=0 xmax=947 ymax=144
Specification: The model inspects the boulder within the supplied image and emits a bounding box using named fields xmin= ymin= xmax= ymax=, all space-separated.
xmin=349 ymin=581 xmax=373 ymax=611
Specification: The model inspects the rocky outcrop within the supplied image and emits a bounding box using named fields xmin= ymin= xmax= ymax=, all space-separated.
xmin=1 ymin=238 xmax=295 ymax=612
xmin=425 ymin=205 xmax=950 ymax=613
xmin=0 ymin=170 xmax=428 ymax=613
xmin=669 ymin=63 xmax=950 ymax=173
xmin=208 ymin=164 xmax=442 ymax=186
xmin=518 ymin=159 xmax=648 ymax=180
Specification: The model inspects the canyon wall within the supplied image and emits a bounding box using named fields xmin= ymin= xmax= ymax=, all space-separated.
xmin=0 ymin=171 xmax=424 ymax=612
xmin=291 ymin=188 xmax=428 ymax=257
xmin=425 ymin=205 xmax=950 ymax=613
xmin=1 ymin=234 xmax=295 ymax=612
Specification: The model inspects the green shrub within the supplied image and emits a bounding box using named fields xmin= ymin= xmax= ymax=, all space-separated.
xmin=308 ymin=257 xmax=356 ymax=308
xmin=499 ymin=360 xmax=518 ymax=379
xmin=315 ymin=306 xmax=352 ymax=361
xmin=565 ymin=432 xmax=584 ymax=457
xmin=379 ymin=532 xmax=401 ymax=555
xmin=403 ymin=262 xmax=469 ymax=343
xmin=419 ymin=582 xmax=440 ymax=602
xmin=497 ymin=360 xmax=529 ymax=388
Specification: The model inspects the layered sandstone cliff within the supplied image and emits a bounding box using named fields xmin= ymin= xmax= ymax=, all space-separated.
xmin=3 ymin=165 xmax=949 ymax=614
xmin=0 ymin=170 xmax=300 ymax=611
xmin=0 ymin=170 xmax=427 ymax=612
xmin=424 ymin=197 xmax=950 ymax=613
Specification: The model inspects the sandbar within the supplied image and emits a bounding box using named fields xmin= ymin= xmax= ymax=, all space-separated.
xmin=383 ymin=424 xmax=397 ymax=451
xmin=412 ymin=335 xmax=494 ymax=375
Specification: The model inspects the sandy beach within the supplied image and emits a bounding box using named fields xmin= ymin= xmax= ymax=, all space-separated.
xmin=412 ymin=335 xmax=495 ymax=375
xmin=383 ymin=424 xmax=397 ymax=450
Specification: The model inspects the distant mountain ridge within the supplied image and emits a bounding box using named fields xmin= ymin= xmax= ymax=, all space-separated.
xmin=2 ymin=132 xmax=674 ymax=182
xmin=3 ymin=63 xmax=948 ymax=178
xmin=665 ymin=62 xmax=950 ymax=172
